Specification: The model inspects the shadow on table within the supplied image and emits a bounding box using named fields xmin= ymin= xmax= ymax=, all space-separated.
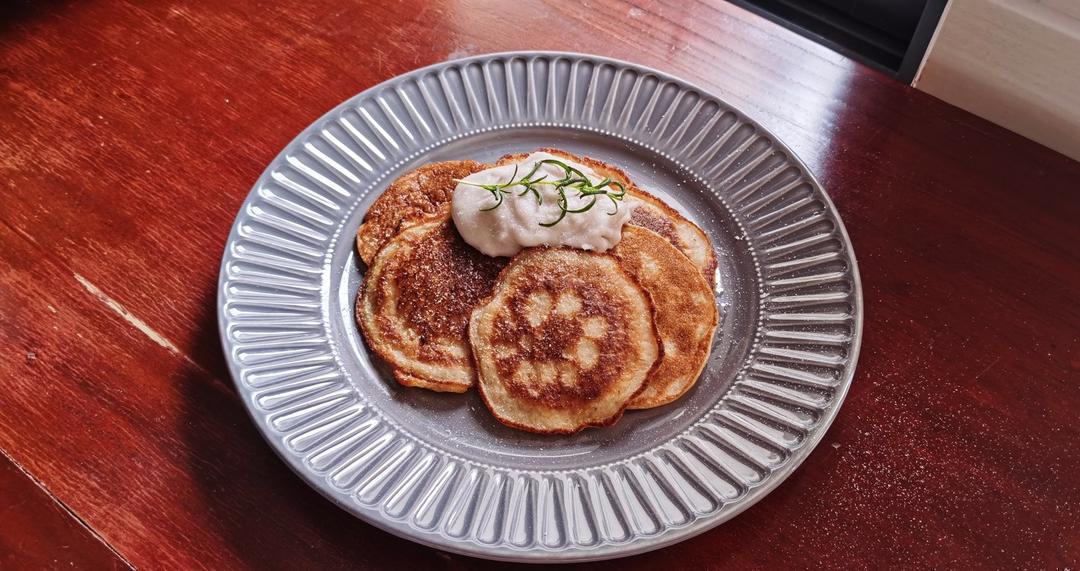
xmin=0 ymin=0 xmax=72 ymax=31
xmin=176 ymin=289 xmax=454 ymax=569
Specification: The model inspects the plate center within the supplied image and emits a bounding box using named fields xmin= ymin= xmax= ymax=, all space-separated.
xmin=330 ymin=126 xmax=760 ymax=471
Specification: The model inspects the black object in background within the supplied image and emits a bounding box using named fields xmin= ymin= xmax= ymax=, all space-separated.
xmin=727 ymin=0 xmax=949 ymax=83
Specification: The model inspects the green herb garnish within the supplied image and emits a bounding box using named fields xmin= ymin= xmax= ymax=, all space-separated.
xmin=455 ymin=159 xmax=626 ymax=226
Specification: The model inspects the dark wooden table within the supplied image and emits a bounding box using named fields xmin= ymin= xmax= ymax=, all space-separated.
xmin=2 ymin=0 xmax=1077 ymax=569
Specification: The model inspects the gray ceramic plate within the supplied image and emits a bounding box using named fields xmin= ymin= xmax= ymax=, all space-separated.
xmin=218 ymin=52 xmax=862 ymax=562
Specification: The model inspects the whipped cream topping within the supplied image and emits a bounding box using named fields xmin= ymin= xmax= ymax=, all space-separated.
xmin=451 ymin=152 xmax=637 ymax=257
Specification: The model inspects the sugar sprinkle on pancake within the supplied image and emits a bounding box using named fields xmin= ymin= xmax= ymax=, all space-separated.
xmin=629 ymin=190 xmax=718 ymax=284
xmin=469 ymin=248 xmax=659 ymax=433
xmin=612 ymin=226 xmax=718 ymax=408
xmin=356 ymin=159 xmax=488 ymax=264
xmin=358 ymin=215 xmax=506 ymax=392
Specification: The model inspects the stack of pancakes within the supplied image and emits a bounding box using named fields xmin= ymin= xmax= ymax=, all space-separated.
xmin=357 ymin=149 xmax=718 ymax=434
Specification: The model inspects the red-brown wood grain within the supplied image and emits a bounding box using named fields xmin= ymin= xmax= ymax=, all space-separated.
xmin=1 ymin=0 xmax=1078 ymax=569
xmin=0 ymin=452 xmax=130 ymax=570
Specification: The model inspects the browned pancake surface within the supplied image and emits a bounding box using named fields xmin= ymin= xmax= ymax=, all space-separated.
xmin=629 ymin=190 xmax=718 ymax=283
xmin=470 ymin=248 xmax=659 ymax=433
xmin=356 ymin=160 xmax=488 ymax=264
xmin=358 ymin=216 xmax=506 ymax=392
xmin=612 ymin=226 xmax=718 ymax=408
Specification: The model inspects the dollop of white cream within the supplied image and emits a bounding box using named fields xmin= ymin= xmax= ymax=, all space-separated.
xmin=451 ymin=152 xmax=637 ymax=257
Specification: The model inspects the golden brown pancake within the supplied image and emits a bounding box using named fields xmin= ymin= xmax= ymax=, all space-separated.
xmin=357 ymin=215 xmax=507 ymax=392
xmin=496 ymin=148 xmax=718 ymax=284
xmin=356 ymin=160 xmax=487 ymax=264
xmin=612 ymin=226 xmax=718 ymax=408
xmin=469 ymin=248 xmax=660 ymax=433
xmin=355 ymin=150 xmax=716 ymax=282
xmin=628 ymin=191 xmax=718 ymax=284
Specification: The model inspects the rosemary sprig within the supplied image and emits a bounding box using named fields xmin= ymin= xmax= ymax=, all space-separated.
xmin=454 ymin=159 xmax=626 ymax=226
